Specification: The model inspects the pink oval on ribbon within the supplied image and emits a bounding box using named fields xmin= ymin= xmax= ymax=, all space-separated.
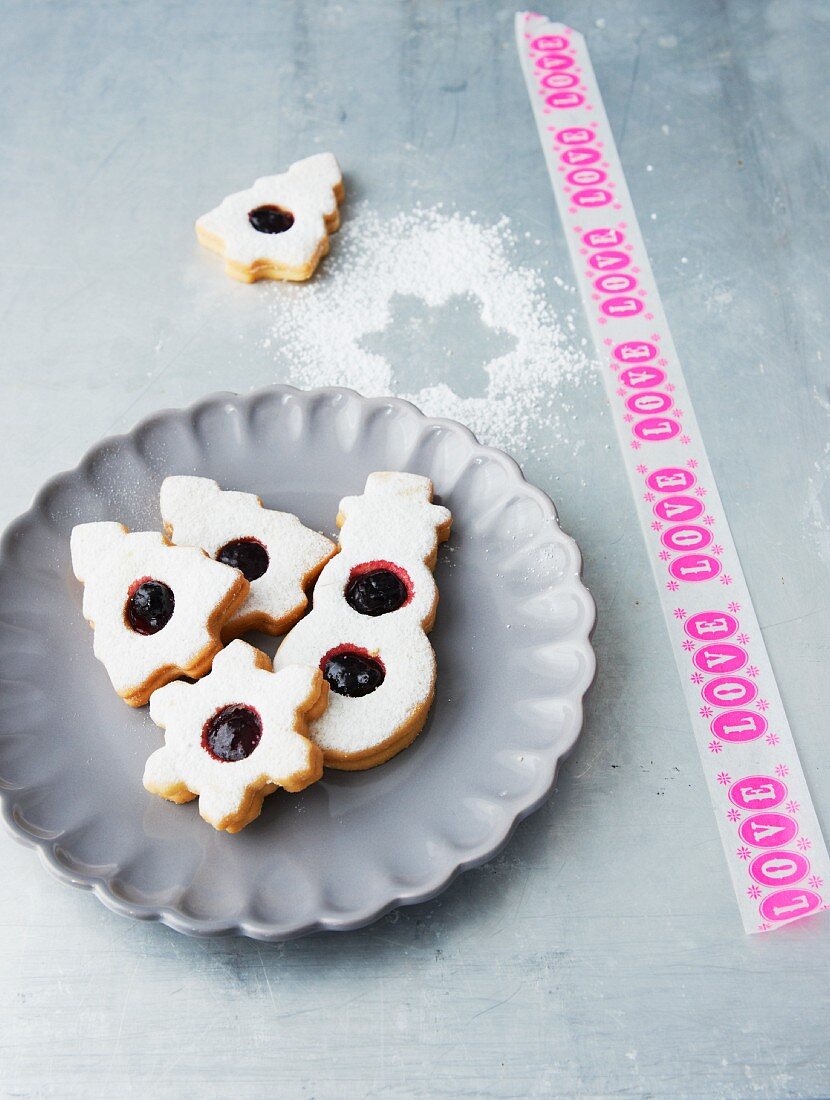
xmin=595 ymin=272 xmax=637 ymax=295
xmin=647 ymin=466 xmax=696 ymax=493
xmin=710 ymin=709 xmax=767 ymax=743
xmin=684 ymin=610 xmax=737 ymax=641
xmin=583 ymin=227 xmax=624 ymax=248
xmin=556 ymin=126 xmax=594 ymax=145
xmin=614 ymin=340 xmax=657 ymax=362
xmin=567 ymin=167 xmax=607 ymax=188
xmin=750 ymin=851 xmax=808 ymax=888
xmin=760 ymin=889 xmax=821 ymax=922
xmin=668 ymin=553 xmax=721 ymax=582
xmin=573 ymin=187 xmax=612 ymax=208
xmin=561 ymin=146 xmax=600 ymax=166
xmin=740 ymin=812 xmax=797 ymax=849
xmin=660 ymin=524 xmax=712 ymax=553
xmin=536 ymin=53 xmax=575 ymax=72
xmin=547 ymin=90 xmax=584 ymax=110
xmin=634 ymin=416 xmax=680 ymax=442
xmin=751 ymin=853 xmax=813 ymax=888
xmin=653 ymin=495 xmax=703 ymax=522
xmin=531 ymin=34 xmax=569 ymax=51
xmin=542 ymin=71 xmax=579 ymax=90
xmin=621 ymin=365 xmax=666 ymax=389
xmin=729 ymin=776 xmax=786 ymax=810
xmin=589 ymin=249 xmax=630 ymax=273
xmin=626 ymin=391 xmax=672 ymax=415
xmin=701 ymin=675 xmax=756 ymax=708
xmin=601 ymin=295 xmax=644 ymax=318
xmin=751 ymin=853 xmax=809 ymax=888
xmin=693 ymin=642 xmax=747 ymax=675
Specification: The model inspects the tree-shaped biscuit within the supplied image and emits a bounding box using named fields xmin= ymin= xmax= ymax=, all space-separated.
xmin=196 ymin=153 xmax=343 ymax=283
xmin=71 ymin=522 xmax=249 ymax=707
xmin=160 ymin=476 xmax=336 ymax=639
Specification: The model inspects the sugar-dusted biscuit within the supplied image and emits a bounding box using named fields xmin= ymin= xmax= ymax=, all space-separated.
xmin=70 ymin=522 xmax=249 ymax=708
xmin=195 ymin=153 xmax=343 ymax=283
xmin=275 ymin=472 xmax=451 ymax=770
xmin=160 ymin=476 xmax=336 ymax=640
xmin=144 ymin=640 xmax=327 ymax=833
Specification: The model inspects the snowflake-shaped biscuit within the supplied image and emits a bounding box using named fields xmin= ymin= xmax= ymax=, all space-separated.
xmin=71 ymin=522 xmax=249 ymax=707
xmin=160 ymin=476 xmax=336 ymax=638
xmin=144 ymin=641 xmax=327 ymax=833
xmin=195 ymin=153 xmax=343 ymax=283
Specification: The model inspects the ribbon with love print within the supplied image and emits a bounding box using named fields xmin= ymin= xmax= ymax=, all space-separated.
xmin=516 ymin=12 xmax=830 ymax=932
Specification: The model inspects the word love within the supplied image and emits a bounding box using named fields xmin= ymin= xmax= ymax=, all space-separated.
xmin=518 ymin=17 xmax=830 ymax=932
xmin=728 ymin=775 xmax=821 ymax=923
xmin=644 ymin=464 xmax=720 ymax=587
xmin=683 ymin=608 xmax=766 ymax=745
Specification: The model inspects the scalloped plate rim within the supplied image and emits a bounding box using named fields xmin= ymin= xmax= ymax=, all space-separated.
xmin=0 ymin=384 xmax=596 ymax=940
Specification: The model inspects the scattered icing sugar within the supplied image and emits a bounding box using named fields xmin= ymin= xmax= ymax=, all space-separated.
xmin=70 ymin=522 xmax=246 ymax=704
xmin=275 ymin=473 xmax=448 ymax=759
xmin=258 ymin=206 xmax=592 ymax=453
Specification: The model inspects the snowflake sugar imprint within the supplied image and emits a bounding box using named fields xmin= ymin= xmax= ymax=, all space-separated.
xmin=264 ymin=207 xmax=591 ymax=453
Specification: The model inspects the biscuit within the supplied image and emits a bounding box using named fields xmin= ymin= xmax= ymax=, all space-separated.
xmin=160 ymin=476 xmax=336 ymax=639
xmin=195 ymin=153 xmax=343 ymax=283
xmin=70 ymin=522 xmax=249 ymax=707
xmin=275 ymin=472 xmax=451 ymax=769
xmin=144 ymin=640 xmax=327 ymax=833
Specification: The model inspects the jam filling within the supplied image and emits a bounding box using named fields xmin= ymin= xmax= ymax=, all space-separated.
xmin=248 ymin=205 xmax=295 ymax=234
xmin=216 ymin=537 xmax=269 ymax=581
xmin=202 ymin=704 xmax=263 ymax=762
xmin=346 ymin=567 xmax=409 ymax=617
xmin=322 ymin=646 xmax=385 ymax=698
xmin=126 ymin=579 xmax=175 ymax=635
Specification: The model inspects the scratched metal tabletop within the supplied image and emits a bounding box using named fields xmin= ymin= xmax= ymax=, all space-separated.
xmin=1 ymin=1 xmax=829 ymax=1097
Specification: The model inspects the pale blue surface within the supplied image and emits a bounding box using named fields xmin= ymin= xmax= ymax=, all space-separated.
xmin=1 ymin=1 xmax=829 ymax=1097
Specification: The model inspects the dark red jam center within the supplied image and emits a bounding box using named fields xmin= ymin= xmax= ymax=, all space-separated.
xmin=248 ymin=205 xmax=295 ymax=234
xmin=346 ymin=569 xmax=408 ymax=617
xmin=216 ymin=538 xmax=269 ymax=581
xmin=323 ymin=650 xmax=385 ymax=698
xmin=126 ymin=579 xmax=175 ymax=635
xmin=202 ymin=704 xmax=263 ymax=762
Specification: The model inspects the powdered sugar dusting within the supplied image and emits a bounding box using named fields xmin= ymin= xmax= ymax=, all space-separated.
xmin=70 ymin=522 xmax=246 ymax=704
xmin=160 ymin=475 xmax=335 ymax=635
xmin=275 ymin=472 xmax=449 ymax=761
xmin=145 ymin=641 xmax=323 ymax=832
xmin=261 ymin=206 xmax=592 ymax=453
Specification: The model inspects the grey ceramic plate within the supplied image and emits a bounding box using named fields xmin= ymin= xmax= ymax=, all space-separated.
xmin=0 ymin=386 xmax=595 ymax=940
